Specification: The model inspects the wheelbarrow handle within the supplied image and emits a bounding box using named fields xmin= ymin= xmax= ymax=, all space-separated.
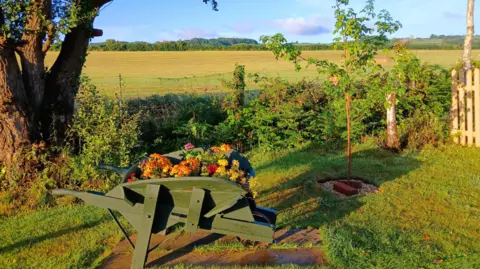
xmin=98 ymin=164 xmax=129 ymax=178
xmin=51 ymin=189 xmax=138 ymax=214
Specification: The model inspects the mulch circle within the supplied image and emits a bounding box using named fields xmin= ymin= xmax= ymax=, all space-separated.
xmin=319 ymin=178 xmax=379 ymax=198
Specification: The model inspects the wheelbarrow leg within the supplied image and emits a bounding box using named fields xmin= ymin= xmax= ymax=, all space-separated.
xmin=131 ymin=184 xmax=161 ymax=269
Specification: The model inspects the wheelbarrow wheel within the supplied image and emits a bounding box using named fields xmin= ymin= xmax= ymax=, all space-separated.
xmin=236 ymin=210 xmax=272 ymax=247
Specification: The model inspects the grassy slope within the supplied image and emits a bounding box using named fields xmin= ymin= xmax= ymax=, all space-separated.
xmin=44 ymin=50 xmax=478 ymax=97
xmin=1 ymin=144 xmax=479 ymax=268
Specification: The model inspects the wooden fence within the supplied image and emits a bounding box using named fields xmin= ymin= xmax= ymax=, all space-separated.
xmin=451 ymin=69 xmax=480 ymax=146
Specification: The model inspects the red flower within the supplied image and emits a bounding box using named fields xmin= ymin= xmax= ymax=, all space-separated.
xmin=208 ymin=164 xmax=218 ymax=176
xmin=127 ymin=173 xmax=136 ymax=183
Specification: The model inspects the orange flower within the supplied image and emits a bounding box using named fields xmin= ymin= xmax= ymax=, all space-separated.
xmin=139 ymin=153 xmax=173 ymax=179
xmin=220 ymin=144 xmax=232 ymax=152
xmin=170 ymin=164 xmax=192 ymax=177
xmin=185 ymin=158 xmax=200 ymax=171
xmin=210 ymin=146 xmax=221 ymax=153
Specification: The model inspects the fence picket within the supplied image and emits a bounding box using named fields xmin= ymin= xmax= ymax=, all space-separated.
xmin=475 ymin=69 xmax=480 ymax=146
xmin=467 ymin=70 xmax=474 ymax=145
xmin=459 ymin=86 xmax=466 ymax=145
xmin=451 ymin=70 xmax=459 ymax=143
xmin=449 ymin=69 xmax=480 ymax=147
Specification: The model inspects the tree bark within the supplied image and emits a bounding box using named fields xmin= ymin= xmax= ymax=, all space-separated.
xmin=42 ymin=26 xmax=92 ymax=142
xmin=386 ymin=93 xmax=399 ymax=150
xmin=41 ymin=0 xmax=111 ymax=143
xmin=18 ymin=1 xmax=48 ymax=139
xmin=0 ymin=0 xmax=111 ymax=163
xmin=463 ymin=0 xmax=475 ymax=71
xmin=0 ymin=47 xmax=30 ymax=164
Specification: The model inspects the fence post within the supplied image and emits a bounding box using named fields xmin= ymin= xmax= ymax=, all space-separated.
xmin=451 ymin=70 xmax=459 ymax=143
xmin=466 ymin=69 xmax=474 ymax=145
xmin=476 ymin=69 xmax=480 ymax=147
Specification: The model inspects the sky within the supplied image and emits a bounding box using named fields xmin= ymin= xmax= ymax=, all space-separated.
xmin=93 ymin=0 xmax=476 ymax=43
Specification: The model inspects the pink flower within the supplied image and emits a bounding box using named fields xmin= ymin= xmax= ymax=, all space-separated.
xmin=184 ymin=143 xmax=195 ymax=151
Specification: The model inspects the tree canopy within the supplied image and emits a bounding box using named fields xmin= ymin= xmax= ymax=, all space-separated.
xmin=0 ymin=0 xmax=219 ymax=164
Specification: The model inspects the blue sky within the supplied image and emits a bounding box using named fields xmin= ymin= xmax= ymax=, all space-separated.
xmin=93 ymin=0 xmax=475 ymax=43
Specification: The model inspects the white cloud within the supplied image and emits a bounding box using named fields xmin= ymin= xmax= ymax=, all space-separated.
xmin=273 ymin=16 xmax=330 ymax=36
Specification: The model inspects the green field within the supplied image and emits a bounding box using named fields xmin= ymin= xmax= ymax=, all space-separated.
xmin=44 ymin=50 xmax=479 ymax=97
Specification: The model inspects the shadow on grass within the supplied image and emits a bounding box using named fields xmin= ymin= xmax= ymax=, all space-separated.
xmin=254 ymin=144 xmax=422 ymax=228
xmin=0 ymin=212 xmax=113 ymax=254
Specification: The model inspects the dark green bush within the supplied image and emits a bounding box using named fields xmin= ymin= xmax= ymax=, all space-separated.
xmin=126 ymin=94 xmax=226 ymax=153
xmin=399 ymin=109 xmax=449 ymax=149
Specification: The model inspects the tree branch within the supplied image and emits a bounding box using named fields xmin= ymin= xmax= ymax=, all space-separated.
xmin=93 ymin=0 xmax=114 ymax=8
xmin=42 ymin=24 xmax=55 ymax=55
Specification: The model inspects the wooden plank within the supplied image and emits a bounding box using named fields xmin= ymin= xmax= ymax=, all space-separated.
xmin=185 ymin=188 xmax=205 ymax=233
xmin=451 ymin=70 xmax=459 ymax=143
xmin=476 ymin=69 xmax=480 ymax=147
xmin=467 ymin=69 xmax=474 ymax=145
xmin=132 ymin=184 xmax=161 ymax=269
xmin=459 ymin=86 xmax=466 ymax=145
xmin=460 ymin=69 xmax=466 ymax=86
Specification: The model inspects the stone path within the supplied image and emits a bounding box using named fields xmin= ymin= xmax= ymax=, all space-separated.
xmin=100 ymin=229 xmax=327 ymax=268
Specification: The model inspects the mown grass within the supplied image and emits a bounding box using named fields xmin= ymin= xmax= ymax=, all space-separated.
xmin=1 ymin=143 xmax=479 ymax=268
xmin=0 ymin=205 xmax=132 ymax=269
xmin=44 ymin=50 xmax=480 ymax=97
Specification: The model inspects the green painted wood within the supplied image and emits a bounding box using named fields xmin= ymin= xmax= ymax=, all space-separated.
xmin=52 ymin=175 xmax=278 ymax=268
xmin=211 ymin=216 xmax=275 ymax=243
xmin=204 ymin=195 xmax=243 ymax=218
xmin=184 ymin=188 xmax=205 ymax=233
xmin=51 ymin=189 xmax=141 ymax=215
xmin=221 ymin=198 xmax=255 ymax=223
xmin=131 ymin=184 xmax=160 ymax=269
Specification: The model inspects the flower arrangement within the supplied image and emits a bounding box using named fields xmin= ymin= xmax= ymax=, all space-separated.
xmin=129 ymin=143 xmax=257 ymax=196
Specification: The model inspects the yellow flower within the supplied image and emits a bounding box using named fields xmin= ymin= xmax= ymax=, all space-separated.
xmin=218 ymin=159 xmax=228 ymax=167
xmin=232 ymin=160 xmax=240 ymax=168
xmin=215 ymin=166 xmax=227 ymax=176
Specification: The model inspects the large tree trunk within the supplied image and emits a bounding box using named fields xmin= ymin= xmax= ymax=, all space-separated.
xmin=0 ymin=0 xmax=111 ymax=164
xmin=42 ymin=26 xmax=92 ymax=143
xmin=386 ymin=93 xmax=399 ymax=150
xmin=463 ymin=0 xmax=475 ymax=71
xmin=0 ymin=47 xmax=31 ymax=163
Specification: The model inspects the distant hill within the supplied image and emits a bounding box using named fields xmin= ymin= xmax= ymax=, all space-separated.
xmin=391 ymin=35 xmax=480 ymax=50
xmin=50 ymin=35 xmax=480 ymax=51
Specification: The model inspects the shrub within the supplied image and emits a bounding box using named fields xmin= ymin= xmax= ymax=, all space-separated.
xmin=68 ymin=76 xmax=141 ymax=168
xmin=126 ymin=93 xmax=226 ymax=153
xmin=399 ymin=109 xmax=449 ymax=150
xmin=0 ymin=77 xmax=141 ymax=216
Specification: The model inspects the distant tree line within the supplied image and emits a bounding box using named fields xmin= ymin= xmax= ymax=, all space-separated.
xmin=49 ymin=36 xmax=480 ymax=52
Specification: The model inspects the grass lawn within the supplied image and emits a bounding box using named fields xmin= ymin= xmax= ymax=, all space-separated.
xmin=44 ymin=50 xmax=479 ymax=97
xmin=1 ymin=143 xmax=479 ymax=268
